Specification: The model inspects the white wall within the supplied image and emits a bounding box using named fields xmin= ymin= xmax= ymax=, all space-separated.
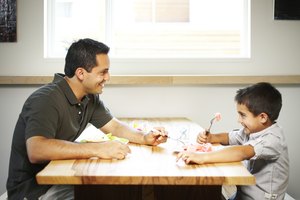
xmin=0 ymin=0 xmax=300 ymax=199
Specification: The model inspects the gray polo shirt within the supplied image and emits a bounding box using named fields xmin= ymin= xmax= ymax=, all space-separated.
xmin=7 ymin=73 xmax=113 ymax=199
xmin=229 ymin=123 xmax=289 ymax=200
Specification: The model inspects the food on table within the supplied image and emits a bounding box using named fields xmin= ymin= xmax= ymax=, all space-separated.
xmin=182 ymin=143 xmax=212 ymax=152
xmin=106 ymin=133 xmax=129 ymax=144
xmin=76 ymin=123 xmax=129 ymax=144
xmin=80 ymin=133 xmax=129 ymax=144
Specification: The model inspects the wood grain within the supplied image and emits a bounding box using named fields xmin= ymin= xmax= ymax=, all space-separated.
xmin=36 ymin=118 xmax=255 ymax=186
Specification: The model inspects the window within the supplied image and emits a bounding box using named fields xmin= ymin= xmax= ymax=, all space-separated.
xmin=44 ymin=0 xmax=250 ymax=59
xmin=133 ymin=0 xmax=189 ymax=23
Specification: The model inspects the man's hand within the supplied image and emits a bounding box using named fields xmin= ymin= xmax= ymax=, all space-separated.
xmin=144 ymin=127 xmax=168 ymax=146
xmin=26 ymin=136 xmax=131 ymax=163
xmin=96 ymin=140 xmax=131 ymax=160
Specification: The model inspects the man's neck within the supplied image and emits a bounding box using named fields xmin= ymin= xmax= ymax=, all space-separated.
xmin=64 ymin=76 xmax=86 ymax=101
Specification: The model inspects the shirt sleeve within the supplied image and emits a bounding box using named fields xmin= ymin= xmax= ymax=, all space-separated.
xmin=89 ymin=95 xmax=113 ymax=128
xmin=228 ymin=128 xmax=247 ymax=145
xmin=245 ymin=133 xmax=282 ymax=161
xmin=24 ymin=95 xmax=60 ymax=140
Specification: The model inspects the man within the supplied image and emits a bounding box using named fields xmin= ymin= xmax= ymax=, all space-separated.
xmin=7 ymin=38 xmax=167 ymax=200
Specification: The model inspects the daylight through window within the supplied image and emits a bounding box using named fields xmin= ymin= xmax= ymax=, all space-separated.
xmin=45 ymin=0 xmax=250 ymax=59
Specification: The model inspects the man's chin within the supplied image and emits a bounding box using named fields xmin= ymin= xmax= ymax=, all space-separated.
xmin=90 ymin=88 xmax=103 ymax=95
xmin=96 ymin=85 xmax=104 ymax=93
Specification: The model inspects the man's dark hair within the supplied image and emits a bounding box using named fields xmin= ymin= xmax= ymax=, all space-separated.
xmin=64 ymin=38 xmax=110 ymax=77
xmin=235 ymin=82 xmax=282 ymax=122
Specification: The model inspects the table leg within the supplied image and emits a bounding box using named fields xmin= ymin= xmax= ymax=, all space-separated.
xmin=74 ymin=185 xmax=142 ymax=200
xmin=74 ymin=185 xmax=222 ymax=200
xmin=154 ymin=185 xmax=222 ymax=200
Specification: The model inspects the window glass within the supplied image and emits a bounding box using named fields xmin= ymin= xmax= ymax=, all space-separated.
xmin=45 ymin=0 xmax=250 ymax=59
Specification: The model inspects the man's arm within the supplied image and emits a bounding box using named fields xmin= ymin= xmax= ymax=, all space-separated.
xmin=100 ymin=118 xmax=147 ymax=144
xmin=26 ymin=136 xmax=131 ymax=164
xmin=100 ymin=118 xmax=167 ymax=146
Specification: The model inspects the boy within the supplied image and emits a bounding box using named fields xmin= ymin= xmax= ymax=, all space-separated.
xmin=177 ymin=82 xmax=289 ymax=200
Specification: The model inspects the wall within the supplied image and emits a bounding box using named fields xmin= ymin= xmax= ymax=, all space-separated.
xmin=0 ymin=0 xmax=300 ymax=199
xmin=0 ymin=0 xmax=300 ymax=76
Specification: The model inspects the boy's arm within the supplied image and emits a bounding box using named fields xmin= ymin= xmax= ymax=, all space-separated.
xmin=177 ymin=145 xmax=255 ymax=164
xmin=209 ymin=132 xmax=230 ymax=145
xmin=197 ymin=132 xmax=229 ymax=145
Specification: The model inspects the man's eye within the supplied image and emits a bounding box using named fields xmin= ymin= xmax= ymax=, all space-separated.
xmin=97 ymin=71 xmax=105 ymax=76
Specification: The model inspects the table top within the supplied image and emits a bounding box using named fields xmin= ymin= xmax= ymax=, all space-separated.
xmin=36 ymin=118 xmax=255 ymax=186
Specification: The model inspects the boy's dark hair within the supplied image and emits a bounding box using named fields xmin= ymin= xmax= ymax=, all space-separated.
xmin=64 ymin=38 xmax=110 ymax=77
xmin=235 ymin=82 xmax=282 ymax=122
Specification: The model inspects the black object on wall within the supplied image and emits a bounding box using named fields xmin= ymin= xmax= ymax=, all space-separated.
xmin=274 ymin=0 xmax=300 ymax=20
xmin=0 ymin=0 xmax=17 ymax=42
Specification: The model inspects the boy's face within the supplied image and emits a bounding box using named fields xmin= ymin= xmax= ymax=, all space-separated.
xmin=236 ymin=103 xmax=267 ymax=134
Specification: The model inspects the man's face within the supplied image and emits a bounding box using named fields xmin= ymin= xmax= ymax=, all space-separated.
xmin=82 ymin=54 xmax=110 ymax=94
xmin=236 ymin=103 xmax=265 ymax=134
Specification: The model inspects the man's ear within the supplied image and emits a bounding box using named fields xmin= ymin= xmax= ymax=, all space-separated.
xmin=75 ymin=68 xmax=85 ymax=81
xmin=259 ymin=112 xmax=269 ymax=124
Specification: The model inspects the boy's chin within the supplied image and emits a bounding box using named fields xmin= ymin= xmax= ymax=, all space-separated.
xmin=243 ymin=128 xmax=251 ymax=135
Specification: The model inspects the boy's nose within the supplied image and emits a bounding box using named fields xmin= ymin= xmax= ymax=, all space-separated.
xmin=237 ymin=116 xmax=242 ymax=123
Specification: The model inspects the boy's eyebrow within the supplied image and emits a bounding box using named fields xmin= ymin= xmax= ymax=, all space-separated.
xmin=102 ymin=69 xmax=109 ymax=73
xmin=238 ymin=111 xmax=245 ymax=115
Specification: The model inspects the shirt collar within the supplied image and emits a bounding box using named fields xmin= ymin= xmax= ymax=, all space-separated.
xmin=249 ymin=122 xmax=279 ymax=139
xmin=52 ymin=73 xmax=89 ymax=105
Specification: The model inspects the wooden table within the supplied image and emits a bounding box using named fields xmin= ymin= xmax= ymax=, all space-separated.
xmin=36 ymin=118 xmax=255 ymax=200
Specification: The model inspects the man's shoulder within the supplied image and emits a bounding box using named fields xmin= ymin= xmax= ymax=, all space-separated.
xmin=25 ymin=82 xmax=64 ymax=106
xmin=34 ymin=82 xmax=61 ymax=96
xmin=31 ymin=73 xmax=65 ymax=97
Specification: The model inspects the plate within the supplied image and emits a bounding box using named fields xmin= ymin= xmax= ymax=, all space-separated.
xmin=75 ymin=123 xmax=129 ymax=144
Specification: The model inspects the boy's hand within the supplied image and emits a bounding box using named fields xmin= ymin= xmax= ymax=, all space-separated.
xmin=196 ymin=130 xmax=210 ymax=144
xmin=176 ymin=151 xmax=205 ymax=164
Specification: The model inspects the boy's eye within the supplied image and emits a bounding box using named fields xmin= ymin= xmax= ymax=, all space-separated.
xmin=239 ymin=113 xmax=246 ymax=118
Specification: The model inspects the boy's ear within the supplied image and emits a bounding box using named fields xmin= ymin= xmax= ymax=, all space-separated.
xmin=259 ymin=113 xmax=269 ymax=124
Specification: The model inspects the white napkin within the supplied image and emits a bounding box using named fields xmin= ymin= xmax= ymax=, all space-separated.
xmin=75 ymin=123 xmax=108 ymax=143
